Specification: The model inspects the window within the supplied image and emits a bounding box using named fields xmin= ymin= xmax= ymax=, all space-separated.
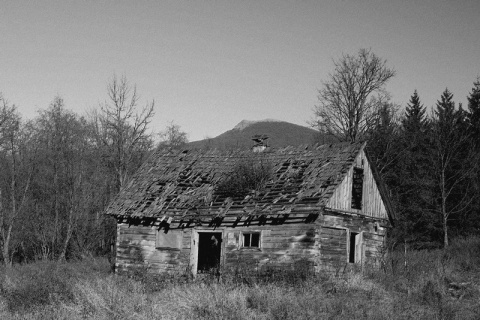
xmin=156 ymin=229 xmax=182 ymax=250
xmin=351 ymin=167 xmax=364 ymax=210
xmin=242 ymin=232 xmax=260 ymax=248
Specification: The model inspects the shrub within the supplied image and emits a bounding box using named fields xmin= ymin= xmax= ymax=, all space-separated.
xmin=216 ymin=157 xmax=272 ymax=198
xmin=1 ymin=261 xmax=77 ymax=312
xmin=444 ymin=236 xmax=480 ymax=272
xmin=0 ymin=257 xmax=111 ymax=316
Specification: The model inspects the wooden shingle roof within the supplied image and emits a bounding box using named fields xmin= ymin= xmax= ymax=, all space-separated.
xmin=106 ymin=142 xmax=365 ymax=219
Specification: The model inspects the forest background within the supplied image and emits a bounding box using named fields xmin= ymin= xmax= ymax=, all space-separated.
xmin=1 ymin=50 xmax=480 ymax=267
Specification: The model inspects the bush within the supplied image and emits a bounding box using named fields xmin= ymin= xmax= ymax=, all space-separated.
xmin=0 ymin=257 xmax=111 ymax=315
xmin=444 ymin=236 xmax=480 ymax=272
xmin=216 ymin=157 xmax=273 ymax=198
xmin=2 ymin=261 xmax=76 ymax=312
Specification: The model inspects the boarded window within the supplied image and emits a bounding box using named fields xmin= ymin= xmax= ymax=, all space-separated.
xmin=242 ymin=232 xmax=260 ymax=248
xmin=320 ymin=227 xmax=347 ymax=264
xmin=351 ymin=167 xmax=364 ymax=209
xmin=156 ymin=230 xmax=182 ymax=250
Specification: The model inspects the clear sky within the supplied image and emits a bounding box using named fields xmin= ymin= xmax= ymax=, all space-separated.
xmin=1 ymin=0 xmax=479 ymax=141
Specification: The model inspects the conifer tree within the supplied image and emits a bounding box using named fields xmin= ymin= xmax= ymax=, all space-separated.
xmin=395 ymin=90 xmax=436 ymax=247
xmin=466 ymin=78 xmax=480 ymax=230
xmin=366 ymin=100 xmax=400 ymax=175
xmin=402 ymin=90 xmax=428 ymax=134
xmin=435 ymin=89 xmax=456 ymax=135
xmin=467 ymin=77 xmax=480 ymax=142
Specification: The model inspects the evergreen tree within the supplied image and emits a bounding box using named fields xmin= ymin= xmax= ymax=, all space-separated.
xmin=402 ymin=90 xmax=428 ymax=134
xmin=367 ymin=100 xmax=400 ymax=175
xmin=467 ymin=77 xmax=480 ymax=143
xmin=395 ymin=90 xmax=437 ymax=247
xmin=466 ymin=78 xmax=480 ymax=231
xmin=435 ymin=89 xmax=456 ymax=136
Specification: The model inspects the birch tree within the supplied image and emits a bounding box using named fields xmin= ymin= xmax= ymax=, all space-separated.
xmin=430 ymin=89 xmax=478 ymax=247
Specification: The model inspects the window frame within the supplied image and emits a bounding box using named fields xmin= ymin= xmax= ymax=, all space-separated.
xmin=240 ymin=231 xmax=262 ymax=250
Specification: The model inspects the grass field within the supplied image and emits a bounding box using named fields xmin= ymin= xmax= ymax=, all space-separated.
xmin=1 ymin=237 xmax=479 ymax=319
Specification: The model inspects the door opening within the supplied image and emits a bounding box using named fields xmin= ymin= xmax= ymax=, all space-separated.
xmin=349 ymin=232 xmax=360 ymax=263
xmin=197 ymin=232 xmax=222 ymax=273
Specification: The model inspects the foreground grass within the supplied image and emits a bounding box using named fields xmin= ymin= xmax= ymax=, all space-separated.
xmin=1 ymin=237 xmax=480 ymax=319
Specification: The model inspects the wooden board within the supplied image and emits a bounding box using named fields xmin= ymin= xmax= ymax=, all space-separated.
xmin=115 ymin=211 xmax=387 ymax=275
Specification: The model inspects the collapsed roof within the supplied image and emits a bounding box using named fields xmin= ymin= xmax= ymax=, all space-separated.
xmin=105 ymin=142 xmax=378 ymax=221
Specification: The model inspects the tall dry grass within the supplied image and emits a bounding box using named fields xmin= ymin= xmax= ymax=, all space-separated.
xmin=0 ymin=236 xmax=479 ymax=319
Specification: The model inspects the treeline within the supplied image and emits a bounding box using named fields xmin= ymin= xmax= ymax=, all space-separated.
xmin=312 ymin=49 xmax=480 ymax=249
xmin=367 ymin=81 xmax=480 ymax=248
xmin=1 ymin=70 xmax=479 ymax=265
xmin=0 ymin=75 xmax=188 ymax=265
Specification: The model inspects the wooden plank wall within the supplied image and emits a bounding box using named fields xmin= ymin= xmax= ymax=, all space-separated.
xmin=363 ymin=232 xmax=386 ymax=268
xmin=116 ymin=223 xmax=319 ymax=274
xmin=116 ymin=212 xmax=386 ymax=274
xmin=319 ymin=214 xmax=386 ymax=271
xmin=319 ymin=226 xmax=347 ymax=272
xmin=223 ymin=224 xmax=318 ymax=271
xmin=115 ymin=223 xmax=191 ymax=274
xmin=327 ymin=149 xmax=388 ymax=219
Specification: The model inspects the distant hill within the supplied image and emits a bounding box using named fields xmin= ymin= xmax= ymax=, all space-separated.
xmin=187 ymin=119 xmax=338 ymax=150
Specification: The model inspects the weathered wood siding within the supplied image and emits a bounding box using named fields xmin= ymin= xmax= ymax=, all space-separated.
xmin=327 ymin=149 xmax=388 ymax=219
xmin=319 ymin=213 xmax=386 ymax=271
xmin=116 ymin=223 xmax=191 ymax=273
xmin=223 ymin=224 xmax=319 ymax=271
xmin=116 ymin=222 xmax=319 ymax=274
xmin=319 ymin=226 xmax=347 ymax=271
xmin=116 ymin=211 xmax=386 ymax=274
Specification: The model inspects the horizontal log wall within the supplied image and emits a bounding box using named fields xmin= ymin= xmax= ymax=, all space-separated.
xmin=115 ymin=212 xmax=386 ymax=274
xmin=319 ymin=213 xmax=386 ymax=272
xmin=116 ymin=223 xmax=191 ymax=274
xmin=223 ymin=224 xmax=318 ymax=272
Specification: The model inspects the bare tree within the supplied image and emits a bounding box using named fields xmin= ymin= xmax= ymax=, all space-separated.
xmin=93 ymin=75 xmax=155 ymax=192
xmin=30 ymin=97 xmax=97 ymax=260
xmin=312 ymin=48 xmax=396 ymax=142
xmin=0 ymin=96 xmax=33 ymax=267
xmin=158 ymin=121 xmax=188 ymax=149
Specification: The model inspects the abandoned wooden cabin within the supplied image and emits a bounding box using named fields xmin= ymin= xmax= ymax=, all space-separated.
xmin=105 ymin=142 xmax=395 ymax=275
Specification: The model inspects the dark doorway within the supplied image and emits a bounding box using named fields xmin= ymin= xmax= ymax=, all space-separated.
xmin=349 ymin=232 xmax=359 ymax=263
xmin=197 ymin=232 xmax=222 ymax=273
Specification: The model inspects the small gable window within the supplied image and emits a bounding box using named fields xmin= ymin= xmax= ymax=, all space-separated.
xmin=351 ymin=167 xmax=364 ymax=210
xmin=156 ymin=229 xmax=182 ymax=250
xmin=242 ymin=232 xmax=261 ymax=248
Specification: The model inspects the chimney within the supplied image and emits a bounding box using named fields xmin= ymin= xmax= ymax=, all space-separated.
xmin=252 ymin=134 xmax=269 ymax=152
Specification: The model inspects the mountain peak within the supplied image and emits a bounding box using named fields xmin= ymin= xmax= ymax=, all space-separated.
xmin=233 ymin=119 xmax=282 ymax=131
xmin=187 ymin=120 xmax=338 ymax=150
